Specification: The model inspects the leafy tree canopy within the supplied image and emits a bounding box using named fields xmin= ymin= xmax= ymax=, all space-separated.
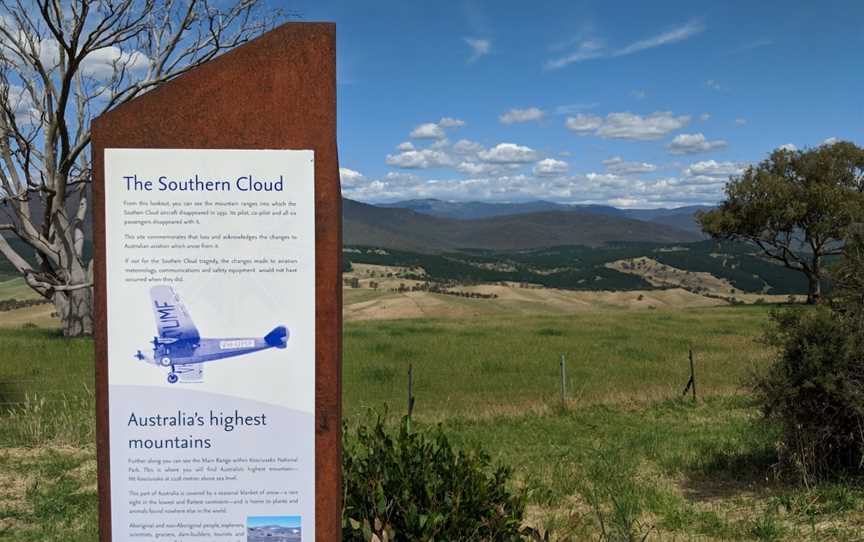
xmin=698 ymin=141 xmax=864 ymax=303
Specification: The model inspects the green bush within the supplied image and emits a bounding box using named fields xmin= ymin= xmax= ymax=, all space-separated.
xmin=752 ymin=229 xmax=864 ymax=483
xmin=751 ymin=306 xmax=864 ymax=483
xmin=831 ymin=226 xmax=864 ymax=326
xmin=342 ymin=415 xmax=528 ymax=541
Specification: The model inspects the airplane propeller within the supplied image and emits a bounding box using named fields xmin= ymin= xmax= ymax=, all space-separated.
xmin=134 ymin=350 xmax=146 ymax=360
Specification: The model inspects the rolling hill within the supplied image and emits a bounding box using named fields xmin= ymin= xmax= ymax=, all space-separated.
xmin=378 ymin=198 xmax=624 ymax=220
xmin=342 ymin=240 xmax=810 ymax=295
xmin=343 ymin=198 xmax=702 ymax=252
xmin=379 ymin=198 xmax=712 ymax=234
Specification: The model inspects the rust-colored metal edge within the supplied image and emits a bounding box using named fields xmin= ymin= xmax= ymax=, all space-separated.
xmin=91 ymin=22 xmax=341 ymax=541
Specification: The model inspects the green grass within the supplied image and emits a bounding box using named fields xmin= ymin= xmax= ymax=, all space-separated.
xmin=343 ymin=306 xmax=774 ymax=421
xmin=0 ymin=448 xmax=98 ymax=541
xmin=0 ymin=278 xmax=40 ymax=301
xmin=0 ymin=328 xmax=94 ymax=449
xmin=440 ymin=396 xmax=773 ymax=539
xmin=1 ymin=305 xmax=863 ymax=540
xmin=0 ymin=278 xmax=58 ymax=329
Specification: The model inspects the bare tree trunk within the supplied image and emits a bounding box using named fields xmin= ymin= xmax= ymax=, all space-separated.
xmin=807 ymin=274 xmax=823 ymax=305
xmin=53 ymin=286 xmax=93 ymax=337
xmin=47 ymin=261 xmax=94 ymax=337
xmin=0 ymin=1 xmax=278 ymax=339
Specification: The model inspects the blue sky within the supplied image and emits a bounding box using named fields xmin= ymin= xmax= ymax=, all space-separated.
xmin=295 ymin=0 xmax=863 ymax=208
xmin=247 ymin=515 xmax=302 ymax=528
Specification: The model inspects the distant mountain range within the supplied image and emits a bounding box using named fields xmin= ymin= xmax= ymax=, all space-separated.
xmin=0 ymin=197 xmax=708 ymax=272
xmin=379 ymin=198 xmax=712 ymax=234
xmin=247 ymin=524 xmax=301 ymax=542
xmin=343 ymin=198 xmax=704 ymax=253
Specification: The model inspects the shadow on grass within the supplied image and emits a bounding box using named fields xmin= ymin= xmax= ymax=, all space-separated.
xmin=0 ymin=381 xmax=19 ymax=414
xmin=680 ymin=424 xmax=784 ymax=502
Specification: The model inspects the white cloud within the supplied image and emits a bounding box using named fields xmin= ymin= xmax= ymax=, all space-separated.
xmin=564 ymin=114 xmax=604 ymax=134
xmin=35 ymin=37 xmax=148 ymax=79
xmin=6 ymin=84 xmax=38 ymax=125
xmin=407 ymin=118 xmax=463 ymax=141
xmin=778 ymin=143 xmax=798 ymax=152
xmin=439 ymin=117 xmax=466 ymax=128
xmin=699 ymin=113 xmax=711 ymax=121
xmin=566 ymin=111 xmax=690 ymax=140
xmin=452 ymin=139 xmax=485 ymax=155
xmin=81 ymin=47 xmax=148 ymax=78
xmin=410 ymin=123 xmax=446 ymax=140
xmin=355 ymin=107 xmax=729 ymax=206
xmin=613 ymin=19 xmax=705 ymax=57
xmin=603 ymin=156 xmax=657 ymax=175
xmin=734 ymin=118 xmax=747 ymax=126
xmin=499 ymin=107 xmax=545 ymax=125
xmin=705 ymin=79 xmax=723 ymax=91
xmin=385 ymin=149 xmax=453 ymax=169
xmin=339 ymin=168 xmax=364 ymax=187
xmin=342 ymin=171 xmax=424 ymax=202
xmin=546 ymin=19 xmax=704 ymax=70
xmin=682 ymin=160 xmax=745 ymax=178
xmin=667 ymin=133 xmax=728 ymax=154
xmin=600 ymin=112 xmax=691 ymax=140
xmin=0 ymin=20 xmax=149 ymax=82
xmin=822 ymin=137 xmax=839 ymax=145
xmin=534 ymin=158 xmax=569 ymax=176
xmin=478 ymin=143 xmax=539 ymax=163
xmin=545 ymin=39 xmax=606 ymax=70
xmin=608 ymin=198 xmax=644 ymax=208
xmin=456 ymin=161 xmax=518 ymax=176
xmin=455 ymin=161 xmax=492 ymax=176
xmin=343 ymin=168 xmax=727 ymax=208
xmin=465 ymin=37 xmax=491 ymax=62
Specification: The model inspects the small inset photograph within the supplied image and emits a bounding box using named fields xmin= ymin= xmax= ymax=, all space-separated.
xmin=247 ymin=516 xmax=302 ymax=542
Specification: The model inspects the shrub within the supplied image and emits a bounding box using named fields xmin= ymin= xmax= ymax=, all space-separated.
xmin=342 ymin=414 xmax=528 ymax=541
xmin=751 ymin=306 xmax=864 ymax=483
xmin=751 ymin=229 xmax=864 ymax=483
xmin=831 ymin=226 xmax=864 ymax=326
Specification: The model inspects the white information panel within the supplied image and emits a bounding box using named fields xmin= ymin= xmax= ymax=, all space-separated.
xmin=105 ymin=149 xmax=315 ymax=542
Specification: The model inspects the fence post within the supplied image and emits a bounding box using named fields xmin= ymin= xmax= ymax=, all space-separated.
xmin=689 ymin=349 xmax=696 ymax=402
xmin=682 ymin=349 xmax=697 ymax=402
xmin=559 ymin=353 xmax=567 ymax=405
xmin=407 ymin=363 xmax=415 ymax=431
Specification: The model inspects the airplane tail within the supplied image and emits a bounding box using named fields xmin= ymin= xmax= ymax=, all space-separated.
xmin=265 ymin=325 xmax=289 ymax=349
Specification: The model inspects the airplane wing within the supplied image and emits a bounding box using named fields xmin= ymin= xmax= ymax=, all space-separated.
xmin=174 ymin=363 xmax=203 ymax=383
xmin=150 ymin=285 xmax=200 ymax=343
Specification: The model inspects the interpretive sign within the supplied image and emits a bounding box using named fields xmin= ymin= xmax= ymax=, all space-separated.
xmin=105 ymin=149 xmax=315 ymax=539
xmin=93 ymin=24 xmax=341 ymax=542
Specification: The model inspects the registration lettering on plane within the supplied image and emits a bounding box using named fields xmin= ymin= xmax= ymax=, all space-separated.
xmin=219 ymin=339 xmax=256 ymax=350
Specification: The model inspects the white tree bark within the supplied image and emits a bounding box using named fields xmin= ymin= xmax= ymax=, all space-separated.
xmin=0 ymin=0 xmax=282 ymax=336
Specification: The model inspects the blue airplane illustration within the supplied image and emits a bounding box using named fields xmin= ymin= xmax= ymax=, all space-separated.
xmin=134 ymin=285 xmax=288 ymax=384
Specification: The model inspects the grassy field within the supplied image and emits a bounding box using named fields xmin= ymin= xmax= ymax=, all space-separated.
xmin=1 ymin=302 xmax=863 ymax=540
xmin=0 ymin=279 xmax=39 ymax=300
xmin=343 ymin=305 xmax=773 ymax=419
xmin=0 ymin=279 xmax=57 ymax=329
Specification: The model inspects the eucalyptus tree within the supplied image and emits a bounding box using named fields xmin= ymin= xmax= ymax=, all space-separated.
xmin=698 ymin=142 xmax=864 ymax=304
xmin=0 ymin=0 xmax=280 ymax=335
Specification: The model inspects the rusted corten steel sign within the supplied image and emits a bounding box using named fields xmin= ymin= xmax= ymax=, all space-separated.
xmin=92 ymin=23 xmax=342 ymax=541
